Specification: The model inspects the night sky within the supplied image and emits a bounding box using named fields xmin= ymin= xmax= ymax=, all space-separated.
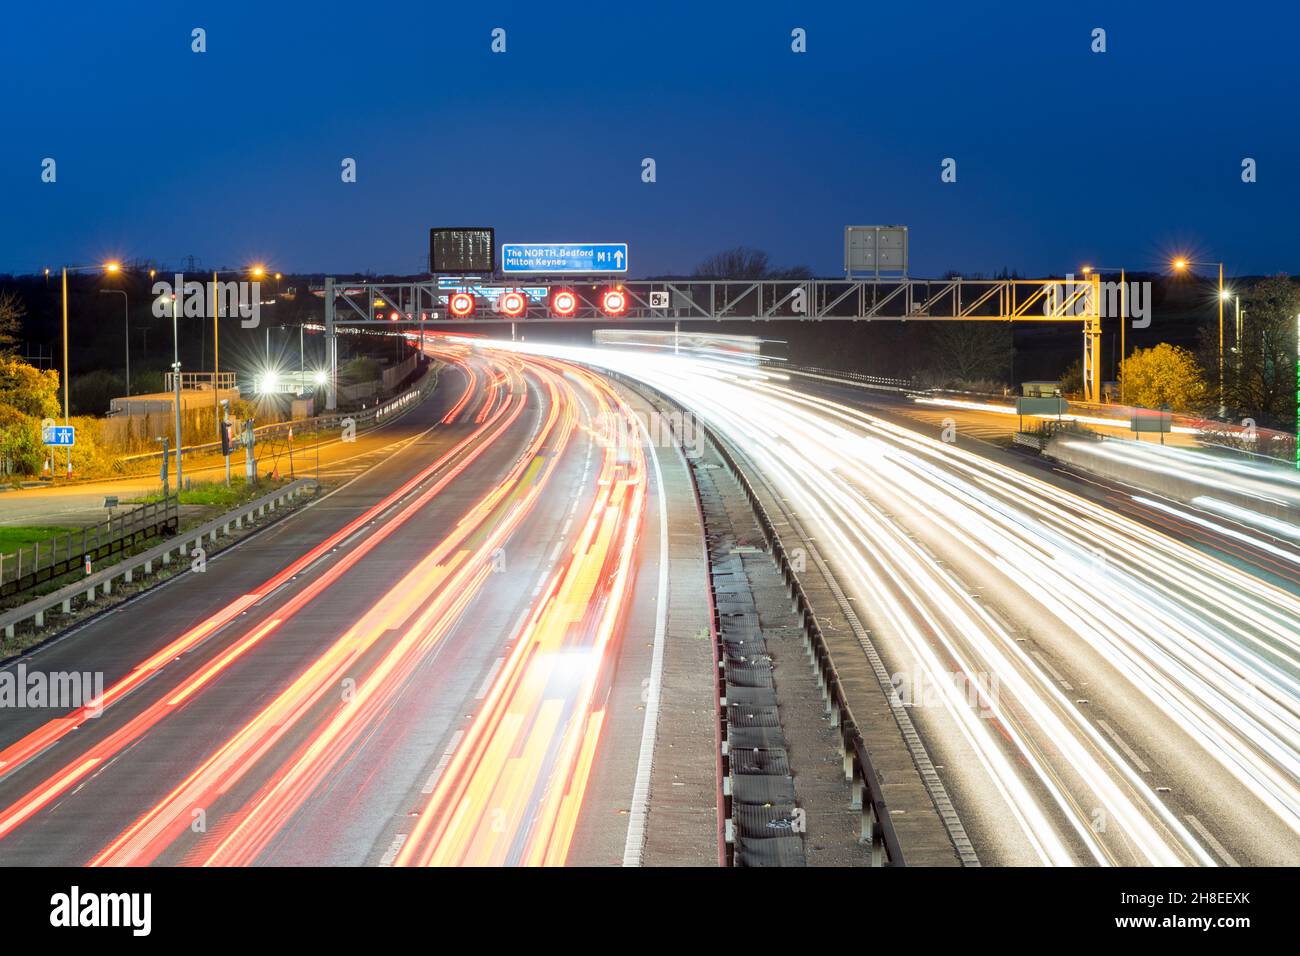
xmin=2 ymin=1 xmax=1295 ymax=280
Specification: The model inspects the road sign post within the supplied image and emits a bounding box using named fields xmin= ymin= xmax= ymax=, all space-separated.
xmin=42 ymin=421 xmax=76 ymax=476
xmin=1015 ymin=395 xmax=1067 ymax=432
xmin=244 ymin=419 xmax=256 ymax=484
xmin=220 ymin=400 xmax=233 ymax=487
xmin=158 ymin=436 xmax=170 ymax=495
xmin=501 ymin=243 xmax=628 ymax=275
xmin=1131 ymin=407 xmax=1173 ymax=443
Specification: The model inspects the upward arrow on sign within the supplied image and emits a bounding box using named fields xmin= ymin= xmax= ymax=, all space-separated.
xmin=614 ymin=250 xmax=624 ymax=267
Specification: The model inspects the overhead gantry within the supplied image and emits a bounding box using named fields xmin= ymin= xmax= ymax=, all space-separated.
xmin=318 ymin=274 xmax=1105 ymax=407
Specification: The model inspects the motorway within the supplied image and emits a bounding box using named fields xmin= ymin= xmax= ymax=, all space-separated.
xmin=469 ymin=338 xmax=1300 ymax=867
xmin=0 ymin=346 xmax=680 ymax=866
xmin=5 ymin=331 xmax=1297 ymax=868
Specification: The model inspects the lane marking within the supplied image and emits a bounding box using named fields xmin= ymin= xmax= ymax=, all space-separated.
xmin=1030 ymin=651 xmax=1074 ymax=691
xmin=379 ymin=834 xmax=407 ymax=866
xmin=474 ymin=658 xmax=505 ymax=700
xmin=623 ymin=410 xmax=670 ymax=867
xmin=1184 ymin=814 xmax=1239 ymax=868
xmin=422 ymin=730 xmax=466 ymax=794
xmin=1096 ymin=719 xmax=1151 ymax=774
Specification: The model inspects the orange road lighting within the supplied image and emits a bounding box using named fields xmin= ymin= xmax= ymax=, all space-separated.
xmin=104 ymin=261 xmax=121 ymax=273
xmin=1173 ymin=258 xmax=1188 ymax=271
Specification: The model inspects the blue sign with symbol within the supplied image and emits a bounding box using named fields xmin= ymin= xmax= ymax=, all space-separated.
xmin=43 ymin=425 xmax=76 ymax=447
xmin=501 ymin=243 xmax=628 ymax=274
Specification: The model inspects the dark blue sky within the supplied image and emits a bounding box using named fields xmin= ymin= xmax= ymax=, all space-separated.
xmin=2 ymin=1 xmax=1295 ymax=280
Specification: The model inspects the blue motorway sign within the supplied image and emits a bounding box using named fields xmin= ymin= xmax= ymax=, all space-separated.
xmin=43 ymin=424 xmax=76 ymax=446
xmin=501 ymin=243 xmax=628 ymax=274
xmin=436 ymin=277 xmax=548 ymax=303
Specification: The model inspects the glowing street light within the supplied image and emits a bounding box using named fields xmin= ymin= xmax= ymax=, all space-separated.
xmin=1172 ymin=256 xmax=1227 ymax=416
xmin=55 ymin=261 xmax=123 ymax=476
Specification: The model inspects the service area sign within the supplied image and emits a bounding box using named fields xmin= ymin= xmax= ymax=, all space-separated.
xmin=501 ymin=243 xmax=628 ymax=275
xmin=42 ymin=423 xmax=75 ymax=446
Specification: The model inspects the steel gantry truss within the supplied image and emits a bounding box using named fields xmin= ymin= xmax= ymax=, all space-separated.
xmin=319 ymin=275 xmax=1105 ymax=406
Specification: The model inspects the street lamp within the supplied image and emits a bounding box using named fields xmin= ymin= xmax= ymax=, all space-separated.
xmin=98 ymin=288 xmax=130 ymax=396
xmin=210 ymin=264 xmax=272 ymax=392
xmin=169 ymin=285 xmax=184 ymax=488
xmin=1172 ymin=256 xmax=1227 ymax=416
xmin=58 ymin=261 xmax=121 ymax=476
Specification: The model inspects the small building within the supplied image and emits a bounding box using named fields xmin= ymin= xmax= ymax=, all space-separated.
xmin=109 ymin=388 xmax=241 ymax=417
xmin=1021 ymin=380 xmax=1062 ymax=398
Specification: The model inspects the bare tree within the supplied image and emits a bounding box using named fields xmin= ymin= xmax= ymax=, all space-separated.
xmin=693 ymin=247 xmax=812 ymax=280
xmin=1212 ymin=274 xmax=1300 ymax=428
xmin=0 ymin=289 xmax=24 ymax=355
xmin=694 ymin=247 xmax=771 ymax=278
xmin=922 ymin=321 xmax=1012 ymax=387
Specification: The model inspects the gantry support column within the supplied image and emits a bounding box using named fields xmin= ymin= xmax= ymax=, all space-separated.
xmin=1083 ymin=272 xmax=1103 ymax=403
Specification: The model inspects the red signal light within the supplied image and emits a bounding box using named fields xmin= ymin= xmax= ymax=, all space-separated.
xmin=500 ymin=291 xmax=527 ymax=317
xmin=389 ymin=311 xmax=399 ymax=321
xmin=551 ymin=289 xmax=578 ymax=316
xmin=601 ymin=288 xmax=627 ymax=316
xmin=449 ymin=292 xmax=475 ymax=317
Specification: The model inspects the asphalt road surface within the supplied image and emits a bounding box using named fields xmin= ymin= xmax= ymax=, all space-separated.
xmin=475 ymin=340 xmax=1300 ymax=867
xmin=0 ymin=347 xmax=681 ymax=866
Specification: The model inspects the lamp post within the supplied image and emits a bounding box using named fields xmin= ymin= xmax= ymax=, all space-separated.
xmin=59 ymin=261 xmax=121 ymax=476
xmin=99 ymin=289 xmax=130 ymax=396
xmin=208 ymin=264 xmax=270 ymax=419
xmin=1172 ymin=257 xmax=1227 ymax=417
xmin=171 ymin=283 xmax=184 ymax=488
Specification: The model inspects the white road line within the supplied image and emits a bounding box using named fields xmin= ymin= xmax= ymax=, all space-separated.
xmin=422 ymin=730 xmax=466 ymax=794
xmin=474 ymin=657 xmax=505 ymax=700
xmin=378 ymin=833 xmax=407 ymax=866
xmin=623 ymin=411 xmax=670 ymax=867
xmin=1184 ymin=814 xmax=1239 ymax=867
xmin=1030 ymin=650 xmax=1074 ymax=691
xmin=1096 ymin=719 xmax=1151 ymax=774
